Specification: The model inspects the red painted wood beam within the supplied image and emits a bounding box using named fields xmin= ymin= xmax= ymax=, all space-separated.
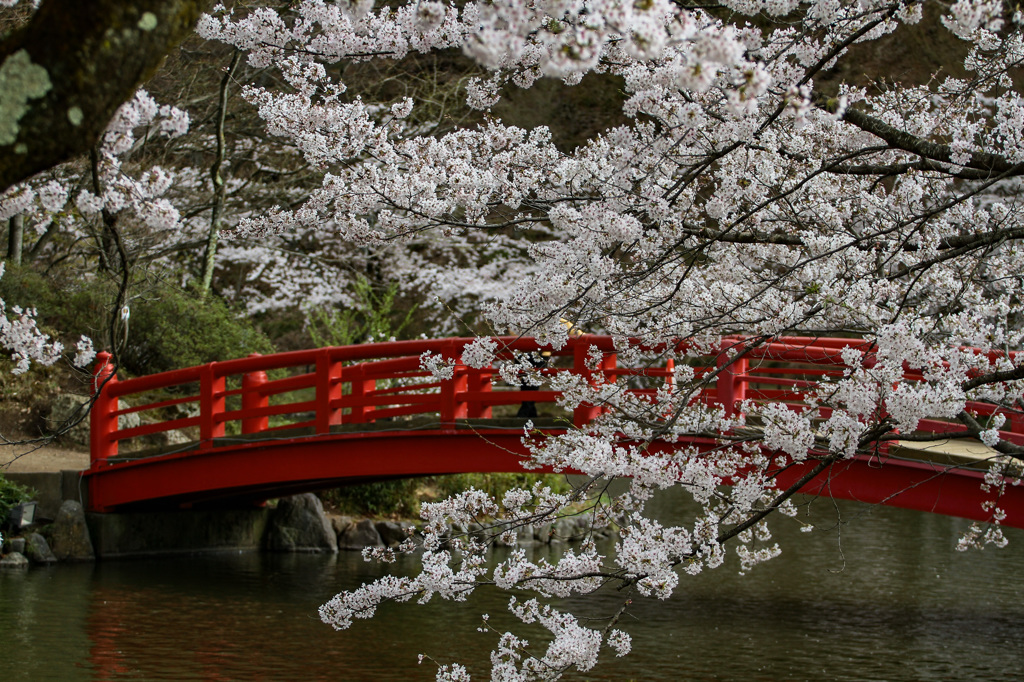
xmin=84 ymin=430 xmax=1024 ymax=530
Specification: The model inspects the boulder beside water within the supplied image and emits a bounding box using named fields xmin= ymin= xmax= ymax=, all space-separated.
xmin=50 ymin=394 xmax=141 ymax=447
xmin=264 ymin=493 xmax=338 ymax=553
xmin=50 ymin=500 xmax=95 ymax=561
xmin=338 ymin=519 xmax=384 ymax=550
xmin=25 ymin=532 xmax=57 ymax=564
xmin=375 ymin=520 xmax=414 ymax=547
xmin=0 ymin=551 xmax=29 ymax=569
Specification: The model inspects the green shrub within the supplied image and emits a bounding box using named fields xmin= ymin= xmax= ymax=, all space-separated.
xmin=121 ymin=284 xmax=274 ymax=375
xmin=321 ymin=472 xmax=571 ymax=518
xmin=430 ymin=472 xmax=571 ymax=503
xmin=322 ymin=478 xmax=421 ymax=517
xmin=0 ymin=473 xmax=35 ymax=522
xmin=0 ymin=264 xmax=103 ymax=344
xmin=0 ymin=266 xmax=273 ymax=376
xmin=307 ymin=274 xmax=417 ymax=347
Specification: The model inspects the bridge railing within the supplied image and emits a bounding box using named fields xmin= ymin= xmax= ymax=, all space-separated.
xmin=89 ymin=335 xmax=1023 ymax=468
xmin=88 ymin=336 xmax=637 ymax=465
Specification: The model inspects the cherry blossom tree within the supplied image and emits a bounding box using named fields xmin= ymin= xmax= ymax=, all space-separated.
xmin=4 ymin=0 xmax=1024 ymax=678
xmin=196 ymin=0 xmax=1024 ymax=678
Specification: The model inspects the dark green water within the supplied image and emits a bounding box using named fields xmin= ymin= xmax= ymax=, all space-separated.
xmin=3 ymin=496 xmax=1023 ymax=681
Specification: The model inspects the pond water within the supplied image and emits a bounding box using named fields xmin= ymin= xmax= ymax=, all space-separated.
xmin=2 ymin=494 xmax=1023 ymax=681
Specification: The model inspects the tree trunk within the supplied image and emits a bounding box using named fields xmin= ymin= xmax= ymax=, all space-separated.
xmin=27 ymin=219 xmax=56 ymax=259
xmin=0 ymin=0 xmax=208 ymax=193
xmin=7 ymin=214 xmax=23 ymax=265
xmin=199 ymin=49 xmax=240 ymax=296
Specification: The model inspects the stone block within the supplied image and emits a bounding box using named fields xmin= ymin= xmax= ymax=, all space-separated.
xmin=50 ymin=394 xmax=141 ymax=447
xmin=329 ymin=515 xmax=355 ymax=536
xmin=375 ymin=520 xmax=414 ymax=547
xmin=0 ymin=551 xmax=29 ymax=569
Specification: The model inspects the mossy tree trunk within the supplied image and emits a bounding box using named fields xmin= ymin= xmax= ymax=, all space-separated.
xmin=0 ymin=0 xmax=208 ymax=193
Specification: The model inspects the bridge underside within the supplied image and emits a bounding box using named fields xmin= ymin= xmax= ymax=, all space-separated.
xmin=84 ymin=423 xmax=1024 ymax=529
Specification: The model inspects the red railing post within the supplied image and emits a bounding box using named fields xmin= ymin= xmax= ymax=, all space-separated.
xmin=466 ymin=367 xmax=493 ymax=419
xmin=347 ymin=364 xmax=376 ymax=424
xmin=662 ymin=357 xmax=676 ymax=420
xmin=316 ymin=349 xmax=343 ymax=434
xmin=573 ymin=341 xmax=601 ymax=427
xmin=241 ymin=354 xmax=269 ymax=435
xmin=1010 ymin=410 xmax=1024 ymax=438
xmin=90 ymin=351 xmax=118 ymax=466
xmin=600 ymin=352 xmax=617 ymax=415
xmin=441 ymin=342 xmax=469 ymax=426
xmin=199 ymin=363 xmax=225 ymax=448
xmin=716 ymin=340 xmax=748 ymax=417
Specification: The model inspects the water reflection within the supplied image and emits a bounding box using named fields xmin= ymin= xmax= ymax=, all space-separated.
xmin=2 ymin=494 xmax=1024 ymax=681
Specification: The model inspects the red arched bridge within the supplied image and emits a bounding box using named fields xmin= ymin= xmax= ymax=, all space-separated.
xmin=84 ymin=335 xmax=1024 ymax=528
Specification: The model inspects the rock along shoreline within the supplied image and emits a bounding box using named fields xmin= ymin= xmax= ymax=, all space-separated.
xmin=2 ymin=491 xmax=613 ymax=566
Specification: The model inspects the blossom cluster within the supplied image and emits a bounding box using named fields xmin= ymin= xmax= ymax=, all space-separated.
xmin=75 ymin=90 xmax=190 ymax=232
xmin=0 ymin=263 xmax=94 ymax=373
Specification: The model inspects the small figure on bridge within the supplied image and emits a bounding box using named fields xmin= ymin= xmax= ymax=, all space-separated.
xmin=516 ymin=319 xmax=582 ymax=418
xmin=516 ymin=352 xmax=548 ymax=418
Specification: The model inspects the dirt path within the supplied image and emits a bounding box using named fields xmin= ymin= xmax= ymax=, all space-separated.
xmin=1 ymin=440 xmax=89 ymax=473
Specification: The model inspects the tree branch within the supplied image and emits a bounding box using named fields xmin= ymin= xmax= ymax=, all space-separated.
xmin=816 ymin=93 xmax=1024 ymax=177
xmin=962 ymin=363 xmax=1024 ymax=392
xmin=956 ymin=410 xmax=1024 ymax=461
